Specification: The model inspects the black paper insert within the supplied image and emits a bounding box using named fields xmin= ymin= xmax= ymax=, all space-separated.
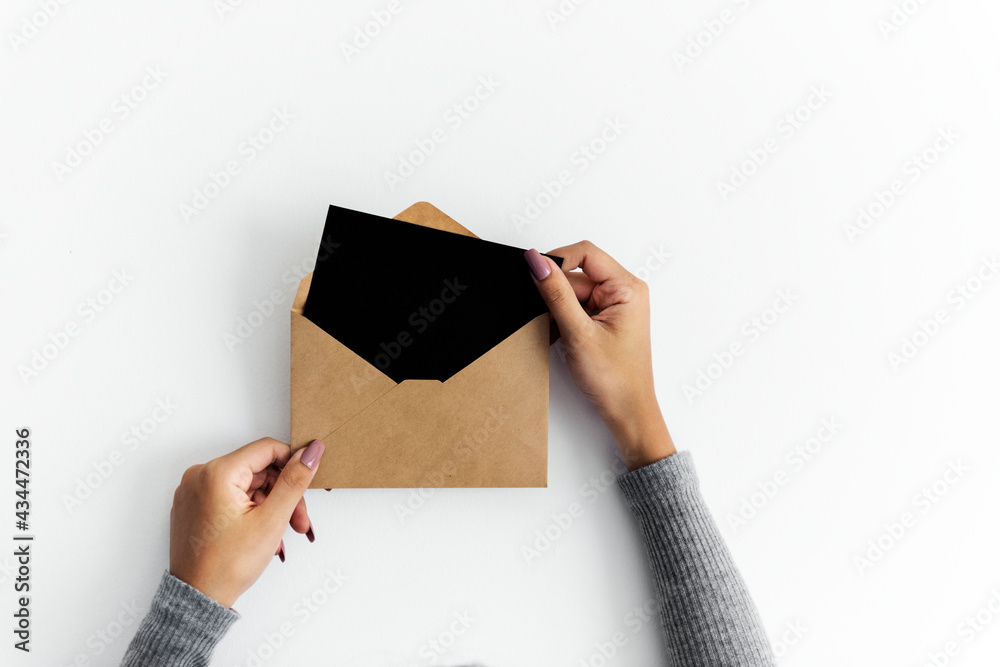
xmin=303 ymin=205 xmax=562 ymax=383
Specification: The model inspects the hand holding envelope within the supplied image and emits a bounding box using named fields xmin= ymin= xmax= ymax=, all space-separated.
xmin=290 ymin=203 xmax=562 ymax=488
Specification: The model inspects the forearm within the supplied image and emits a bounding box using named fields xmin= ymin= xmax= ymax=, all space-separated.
xmin=121 ymin=571 xmax=239 ymax=667
xmin=618 ymin=451 xmax=775 ymax=666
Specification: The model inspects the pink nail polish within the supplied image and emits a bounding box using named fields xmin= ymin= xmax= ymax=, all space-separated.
xmin=301 ymin=439 xmax=325 ymax=470
xmin=524 ymin=249 xmax=551 ymax=281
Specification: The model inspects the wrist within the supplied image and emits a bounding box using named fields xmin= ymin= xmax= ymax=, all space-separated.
xmin=604 ymin=396 xmax=676 ymax=471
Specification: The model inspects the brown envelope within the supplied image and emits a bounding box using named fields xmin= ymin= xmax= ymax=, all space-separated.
xmin=290 ymin=202 xmax=550 ymax=488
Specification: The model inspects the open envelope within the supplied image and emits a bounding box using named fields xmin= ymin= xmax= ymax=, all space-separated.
xmin=290 ymin=202 xmax=562 ymax=488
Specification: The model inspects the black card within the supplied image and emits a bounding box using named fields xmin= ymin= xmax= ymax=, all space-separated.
xmin=303 ymin=205 xmax=562 ymax=383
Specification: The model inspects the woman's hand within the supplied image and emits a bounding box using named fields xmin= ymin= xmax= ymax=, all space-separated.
xmin=524 ymin=242 xmax=675 ymax=470
xmin=168 ymin=438 xmax=325 ymax=608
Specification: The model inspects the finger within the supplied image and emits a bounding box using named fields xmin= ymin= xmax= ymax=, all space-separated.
xmin=548 ymin=317 xmax=561 ymax=345
xmin=547 ymin=240 xmax=631 ymax=285
xmin=259 ymin=440 xmax=325 ymax=527
xmin=589 ymin=276 xmax=645 ymax=313
xmin=248 ymin=469 xmax=271 ymax=494
xmin=548 ymin=272 xmax=596 ymax=344
xmin=222 ymin=438 xmax=292 ymax=476
xmin=289 ymin=496 xmax=311 ymax=534
xmin=256 ymin=464 xmax=283 ymax=496
xmin=566 ymin=271 xmax=597 ymax=306
xmin=251 ymin=488 xmax=267 ymax=507
xmin=524 ymin=249 xmax=593 ymax=341
xmin=254 ymin=477 xmax=314 ymax=542
xmin=292 ymin=495 xmax=317 ymax=543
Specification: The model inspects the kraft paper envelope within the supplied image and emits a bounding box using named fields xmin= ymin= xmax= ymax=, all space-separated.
xmin=290 ymin=202 xmax=562 ymax=488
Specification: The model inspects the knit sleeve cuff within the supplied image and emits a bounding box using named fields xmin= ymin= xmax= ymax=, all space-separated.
xmin=122 ymin=571 xmax=239 ymax=665
xmin=157 ymin=570 xmax=239 ymax=631
xmin=616 ymin=450 xmax=698 ymax=504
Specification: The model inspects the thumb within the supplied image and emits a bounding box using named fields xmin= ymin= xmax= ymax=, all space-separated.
xmin=524 ymin=249 xmax=591 ymax=340
xmin=260 ymin=439 xmax=324 ymax=526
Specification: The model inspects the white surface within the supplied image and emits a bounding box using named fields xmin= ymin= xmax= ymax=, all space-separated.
xmin=2 ymin=1 xmax=1000 ymax=665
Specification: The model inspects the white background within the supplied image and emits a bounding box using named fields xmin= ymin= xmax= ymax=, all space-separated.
xmin=2 ymin=1 xmax=1000 ymax=665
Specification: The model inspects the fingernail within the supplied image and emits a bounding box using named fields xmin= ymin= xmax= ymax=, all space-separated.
xmin=524 ymin=248 xmax=551 ymax=281
xmin=324 ymin=488 xmax=332 ymax=492
xmin=277 ymin=539 xmax=285 ymax=563
xmin=300 ymin=439 xmax=325 ymax=470
xmin=307 ymin=526 xmax=315 ymax=543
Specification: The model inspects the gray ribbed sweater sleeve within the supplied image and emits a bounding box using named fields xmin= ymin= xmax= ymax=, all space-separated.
xmin=617 ymin=451 xmax=776 ymax=666
xmin=120 ymin=570 xmax=238 ymax=666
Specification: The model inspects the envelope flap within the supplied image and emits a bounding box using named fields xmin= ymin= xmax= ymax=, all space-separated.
xmin=393 ymin=201 xmax=479 ymax=238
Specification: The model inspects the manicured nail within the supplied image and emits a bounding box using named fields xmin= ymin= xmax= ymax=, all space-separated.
xmin=324 ymin=488 xmax=332 ymax=492
xmin=306 ymin=526 xmax=315 ymax=543
xmin=300 ymin=439 xmax=325 ymax=470
xmin=524 ymin=248 xmax=551 ymax=281
xmin=277 ymin=539 xmax=285 ymax=563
